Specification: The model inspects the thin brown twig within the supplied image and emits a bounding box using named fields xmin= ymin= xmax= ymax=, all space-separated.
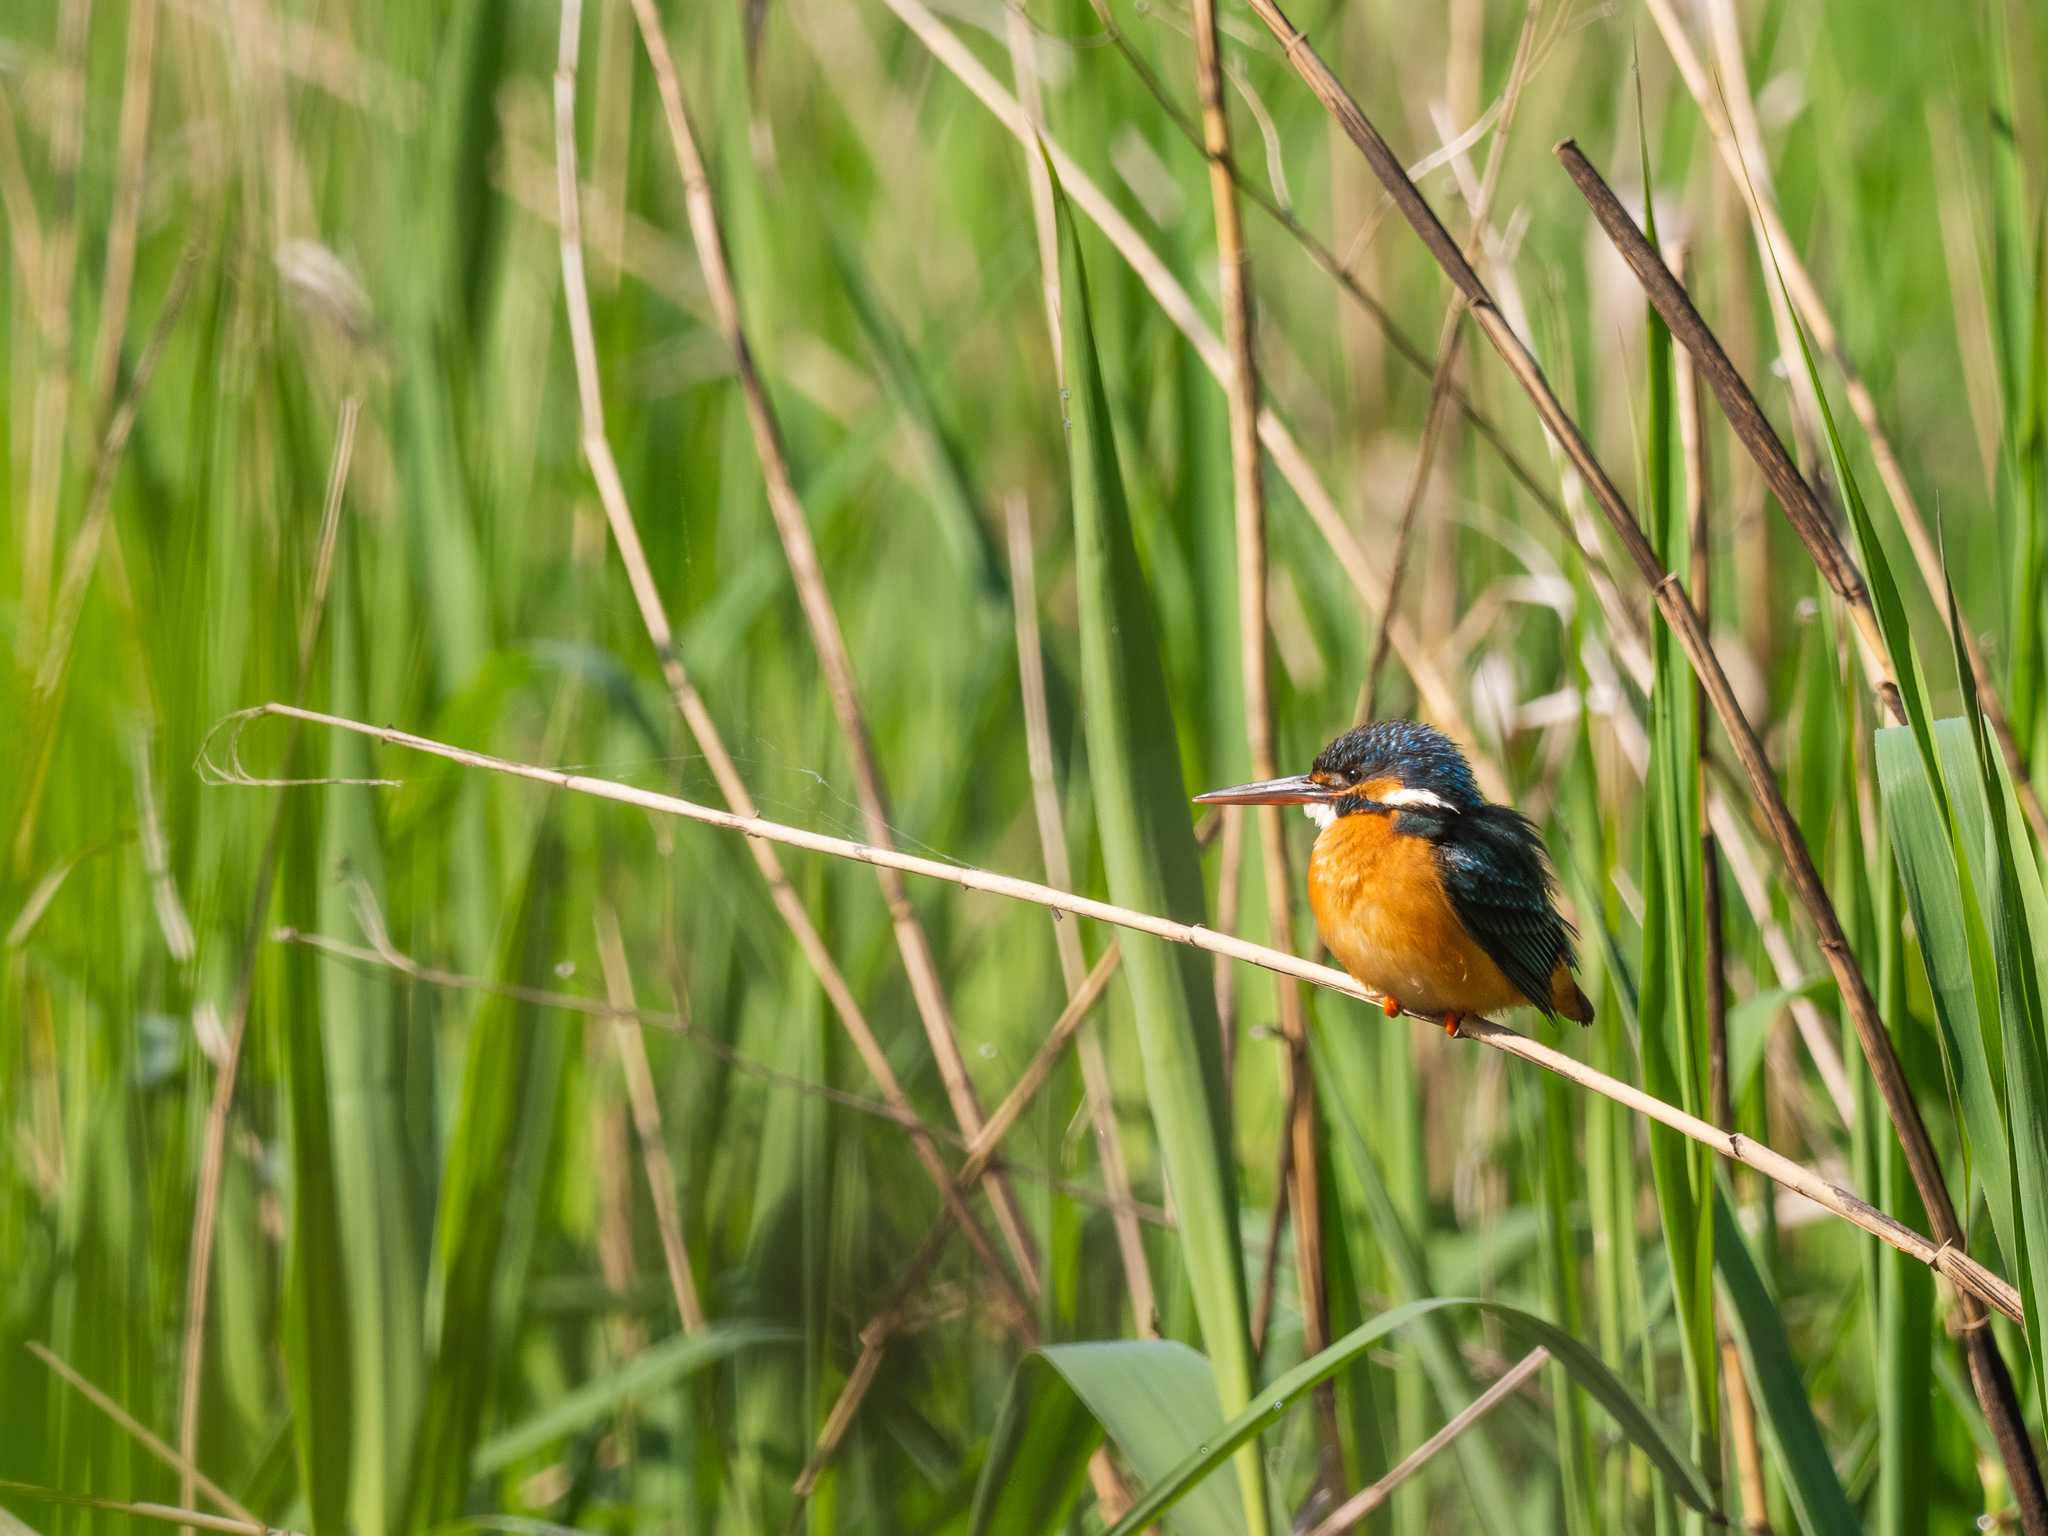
xmin=793 ymin=800 xmax=1219 ymax=1500
xmin=174 ymin=395 xmax=359 ymax=1521
xmin=998 ymin=0 xmax=1061 ymax=368
xmin=592 ymin=907 xmax=707 ymax=1332
xmin=1644 ymin=0 xmax=2048 ymax=849
xmin=1307 ymin=1347 xmax=1550 ymax=1536
xmin=1190 ymin=0 xmax=1335 ymax=1488
xmin=27 ymin=1343 xmax=258 ymax=1527
xmin=1359 ymin=1 xmax=1539 ymax=725
xmin=624 ymin=0 xmax=1041 ymax=1286
xmin=219 ymin=700 xmax=2027 ymax=1327
xmin=791 ymin=938 xmax=1131 ymax=1501
xmin=549 ymin=0 xmax=1029 ymax=1320
xmin=874 ymin=0 xmax=1504 ymax=799
xmin=1226 ymin=7 xmax=2037 ymax=1510
xmin=1075 ymin=0 xmax=1579 ymax=548
xmin=1555 ymin=141 xmax=1902 ymax=721
xmin=1004 ymin=494 xmax=1157 ymax=1332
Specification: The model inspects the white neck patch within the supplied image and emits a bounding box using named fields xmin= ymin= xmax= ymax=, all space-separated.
xmin=1379 ymin=786 xmax=1457 ymax=812
xmin=1302 ymin=801 xmax=1337 ymax=831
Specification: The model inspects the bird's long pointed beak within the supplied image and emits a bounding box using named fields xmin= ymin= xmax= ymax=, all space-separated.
xmin=1192 ymin=772 xmax=1332 ymax=806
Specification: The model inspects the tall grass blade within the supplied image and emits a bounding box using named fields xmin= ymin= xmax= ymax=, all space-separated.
xmin=1052 ymin=164 xmax=1265 ymax=1533
xmin=405 ymin=833 xmax=570 ymax=1528
xmin=1634 ymin=136 xmax=1717 ymax=1492
xmin=473 ymin=1325 xmax=795 ymax=1475
xmin=1711 ymin=1189 xmax=1858 ymax=1536
xmin=974 ymin=1343 xmax=1249 ymax=1536
xmin=279 ymin=795 xmax=357 ymax=1536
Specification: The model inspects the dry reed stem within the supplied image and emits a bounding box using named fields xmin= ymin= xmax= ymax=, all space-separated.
xmin=28 ymin=1343 xmax=258 ymax=1527
xmin=790 ymin=939 xmax=1132 ymax=1501
xmin=1555 ymin=141 xmax=1903 ymax=719
xmin=1078 ymin=0 xmax=1581 ymax=549
xmin=592 ymin=907 xmax=707 ymax=1332
xmin=623 ymin=0 xmax=1040 ymax=1285
xmin=876 ymin=0 xmax=1503 ymax=799
xmin=550 ymin=0 xmax=1028 ymax=1320
xmin=0 ymin=1479 xmax=299 ymax=1536
xmin=989 ymin=0 xmax=1148 ymax=1334
xmin=796 ymin=814 xmax=1227 ymax=1498
xmin=1308 ymin=1347 xmax=1550 ymax=1536
xmin=1005 ymin=494 xmax=1157 ymax=1331
xmin=173 ymin=395 xmax=359 ymax=1521
xmin=1645 ymin=0 xmax=2048 ymax=849
xmin=1233 ymin=3 xmax=2038 ymax=1509
xmin=1720 ymin=1328 xmax=1773 ymax=1534
xmin=1360 ymin=3 xmax=1538 ymax=724
xmin=1190 ymin=0 xmax=1334 ymax=1484
xmin=218 ymin=700 xmax=2027 ymax=1327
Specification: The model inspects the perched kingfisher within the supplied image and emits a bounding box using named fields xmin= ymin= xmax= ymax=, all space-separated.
xmin=1195 ymin=720 xmax=1593 ymax=1035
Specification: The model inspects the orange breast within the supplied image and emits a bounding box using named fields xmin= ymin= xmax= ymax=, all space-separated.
xmin=1307 ymin=810 xmax=1526 ymax=1018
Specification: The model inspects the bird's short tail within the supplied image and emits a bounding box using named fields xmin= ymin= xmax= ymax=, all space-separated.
xmin=1549 ymin=960 xmax=1595 ymax=1024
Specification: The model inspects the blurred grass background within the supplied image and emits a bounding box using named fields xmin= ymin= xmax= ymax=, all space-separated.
xmin=4 ymin=0 xmax=2047 ymax=1529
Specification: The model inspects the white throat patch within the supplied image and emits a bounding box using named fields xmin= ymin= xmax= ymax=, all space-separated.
xmin=1302 ymin=801 xmax=1337 ymax=831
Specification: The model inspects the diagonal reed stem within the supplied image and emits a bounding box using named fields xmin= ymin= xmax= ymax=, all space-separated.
xmin=1554 ymin=141 xmax=1899 ymax=716
xmin=1360 ymin=1 xmax=1538 ymax=725
xmin=1643 ymin=0 xmax=2048 ymax=850
xmin=1005 ymin=494 xmax=1158 ymax=1332
xmin=1308 ymin=1346 xmax=1550 ymax=1536
xmin=622 ymin=0 xmax=1041 ymax=1287
xmin=871 ymin=0 xmax=1503 ymax=799
xmin=208 ymin=700 xmax=2027 ymax=1329
xmin=551 ymin=0 xmax=1029 ymax=1321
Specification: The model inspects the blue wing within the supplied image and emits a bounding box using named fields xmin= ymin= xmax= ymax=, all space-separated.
xmin=1430 ymin=805 xmax=1576 ymax=1016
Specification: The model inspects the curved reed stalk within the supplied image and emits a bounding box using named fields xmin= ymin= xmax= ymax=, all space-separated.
xmin=206 ymin=700 xmax=2026 ymax=1328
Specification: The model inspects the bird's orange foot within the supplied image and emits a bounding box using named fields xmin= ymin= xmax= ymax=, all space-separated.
xmin=1443 ymin=1013 xmax=1464 ymax=1039
xmin=1382 ymin=994 xmax=1401 ymax=1018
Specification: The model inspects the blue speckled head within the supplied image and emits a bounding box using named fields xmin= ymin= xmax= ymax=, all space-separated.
xmin=1312 ymin=720 xmax=1484 ymax=810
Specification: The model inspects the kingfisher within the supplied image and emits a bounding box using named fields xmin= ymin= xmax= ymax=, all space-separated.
xmin=1195 ymin=720 xmax=1593 ymax=1036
